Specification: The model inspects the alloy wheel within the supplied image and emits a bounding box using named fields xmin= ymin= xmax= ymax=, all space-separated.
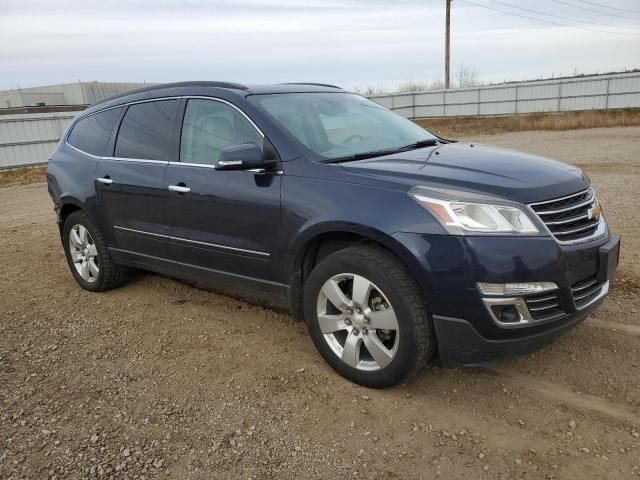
xmin=316 ymin=273 xmax=399 ymax=371
xmin=68 ymin=224 xmax=99 ymax=283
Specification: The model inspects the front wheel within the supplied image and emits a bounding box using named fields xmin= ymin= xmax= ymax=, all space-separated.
xmin=304 ymin=245 xmax=435 ymax=388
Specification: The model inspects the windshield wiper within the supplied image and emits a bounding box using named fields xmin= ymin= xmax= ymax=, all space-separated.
xmin=395 ymin=138 xmax=440 ymax=152
xmin=324 ymin=139 xmax=440 ymax=164
xmin=324 ymin=148 xmax=402 ymax=163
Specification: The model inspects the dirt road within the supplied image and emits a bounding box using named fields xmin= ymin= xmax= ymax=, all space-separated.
xmin=1 ymin=127 xmax=639 ymax=479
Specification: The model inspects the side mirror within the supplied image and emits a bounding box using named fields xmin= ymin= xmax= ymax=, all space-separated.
xmin=215 ymin=143 xmax=273 ymax=171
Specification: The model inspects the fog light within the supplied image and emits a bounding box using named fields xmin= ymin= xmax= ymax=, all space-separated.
xmin=482 ymin=297 xmax=533 ymax=326
xmin=477 ymin=282 xmax=558 ymax=296
xmin=490 ymin=304 xmax=521 ymax=324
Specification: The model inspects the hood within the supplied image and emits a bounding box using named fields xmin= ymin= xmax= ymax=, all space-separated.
xmin=340 ymin=142 xmax=588 ymax=204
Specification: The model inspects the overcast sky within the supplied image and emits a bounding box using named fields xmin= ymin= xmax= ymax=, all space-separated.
xmin=1 ymin=0 xmax=639 ymax=91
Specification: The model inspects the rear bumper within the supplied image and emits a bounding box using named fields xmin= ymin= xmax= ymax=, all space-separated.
xmin=433 ymin=303 xmax=596 ymax=367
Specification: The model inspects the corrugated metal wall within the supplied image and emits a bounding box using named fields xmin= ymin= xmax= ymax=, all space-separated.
xmin=369 ymin=71 xmax=640 ymax=119
xmin=80 ymin=82 xmax=151 ymax=104
xmin=0 ymin=112 xmax=77 ymax=169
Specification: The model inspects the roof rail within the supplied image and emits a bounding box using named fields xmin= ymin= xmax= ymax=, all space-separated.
xmin=95 ymin=81 xmax=248 ymax=106
xmin=281 ymin=82 xmax=342 ymax=89
xmin=152 ymin=81 xmax=249 ymax=91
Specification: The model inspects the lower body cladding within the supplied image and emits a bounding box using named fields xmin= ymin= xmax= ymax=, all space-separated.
xmin=392 ymin=231 xmax=621 ymax=366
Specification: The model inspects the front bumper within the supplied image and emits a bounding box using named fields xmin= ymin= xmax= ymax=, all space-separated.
xmin=433 ymin=304 xmax=596 ymax=366
xmin=392 ymin=231 xmax=620 ymax=366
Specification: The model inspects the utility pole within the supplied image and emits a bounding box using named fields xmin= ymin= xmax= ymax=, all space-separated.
xmin=445 ymin=0 xmax=451 ymax=89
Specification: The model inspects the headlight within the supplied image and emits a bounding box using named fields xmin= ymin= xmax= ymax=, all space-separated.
xmin=409 ymin=187 xmax=541 ymax=235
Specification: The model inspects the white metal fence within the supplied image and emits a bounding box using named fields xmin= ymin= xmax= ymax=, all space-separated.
xmin=368 ymin=71 xmax=640 ymax=119
xmin=1 ymin=72 xmax=640 ymax=169
xmin=0 ymin=112 xmax=77 ymax=169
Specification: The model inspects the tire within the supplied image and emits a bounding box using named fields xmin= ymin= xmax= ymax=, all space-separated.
xmin=304 ymin=245 xmax=434 ymax=388
xmin=62 ymin=211 xmax=128 ymax=292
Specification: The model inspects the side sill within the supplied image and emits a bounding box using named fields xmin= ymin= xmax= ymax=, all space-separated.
xmin=109 ymin=247 xmax=289 ymax=310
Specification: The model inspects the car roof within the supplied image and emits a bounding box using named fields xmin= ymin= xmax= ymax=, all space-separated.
xmin=85 ymin=81 xmax=345 ymax=114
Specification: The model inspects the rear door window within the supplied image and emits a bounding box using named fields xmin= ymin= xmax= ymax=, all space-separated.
xmin=114 ymin=100 xmax=179 ymax=161
xmin=67 ymin=107 xmax=123 ymax=156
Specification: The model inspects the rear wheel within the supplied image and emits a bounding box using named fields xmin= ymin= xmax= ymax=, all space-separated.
xmin=304 ymin=245 xmax=434 ymax=388
xmin=62 ymin=211 xmax=128 ymax=292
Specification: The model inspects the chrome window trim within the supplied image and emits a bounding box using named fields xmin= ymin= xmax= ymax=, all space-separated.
xmin=102 ymin=157 xmax=168 ymax=165
xmin=164 ymin=161 xmax=283 ymax=175
xmin=168 ymin=161 xmax=217 ymax=169
xmin=66 ymin=142 xmax=102 ymax=159
xmin=64 ymin=95 xmax=265 ymax=162
xmin=113 ymin=226 xmax=270 ymax=257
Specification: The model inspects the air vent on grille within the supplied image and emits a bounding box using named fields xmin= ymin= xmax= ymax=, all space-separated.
xmin=571 ymin=276 xmax=605 ymax=309
xmin=529 ymin=189 xmax=603 ymax=243
xmin=524 ymin=291 xmax=564 ymax=321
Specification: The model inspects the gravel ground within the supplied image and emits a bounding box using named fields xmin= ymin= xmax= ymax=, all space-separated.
xmin=1 ymin=127 xmax=639 ymax=480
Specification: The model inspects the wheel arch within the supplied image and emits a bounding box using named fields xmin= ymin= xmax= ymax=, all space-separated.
xmin=57 ymin=197 xmax=85 ymax=227
xmin=287 ymin=222 xmax=433 ymax=322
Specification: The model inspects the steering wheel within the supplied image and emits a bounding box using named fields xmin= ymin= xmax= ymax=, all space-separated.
xmin=343 ymin=134 xmax=364 ymax=144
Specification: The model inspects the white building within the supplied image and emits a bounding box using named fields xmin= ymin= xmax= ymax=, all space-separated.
xmin=0 ymin=81 xmax=153 ymax=109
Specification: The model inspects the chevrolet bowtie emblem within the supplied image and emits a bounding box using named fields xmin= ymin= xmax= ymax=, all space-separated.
xmin=588 ymin=203 xmax=601 ymax=220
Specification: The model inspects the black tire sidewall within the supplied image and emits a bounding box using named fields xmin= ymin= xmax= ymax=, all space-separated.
xmin=62 ymin=211 xmax=106 ymax=292
xmin=304 ymin=248 xmax=429 ymax=388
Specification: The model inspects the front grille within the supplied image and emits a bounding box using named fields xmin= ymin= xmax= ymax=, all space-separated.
xmin=571 ymin=275 xmax=605 ymax=309
xmin=524 ymin=291 xmax=564 ymax=321
xmin=529 ymin=189 xmax=602 ymax=243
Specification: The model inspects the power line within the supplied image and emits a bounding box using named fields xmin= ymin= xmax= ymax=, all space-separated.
xmin=573 ymin=0 xmax=640 ymax=14
xmin=550 ymin=0 xmax=631 ymax=19
xmin=457 ymin=0 xmax=633 ymax=35
xmin=486 ymin=0 xmax=630 ymax=29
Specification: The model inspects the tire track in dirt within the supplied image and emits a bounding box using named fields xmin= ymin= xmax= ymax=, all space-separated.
xmin=589 ymin=318 xmax=640 ymax=337
xmin=484 ymin=369 xmax=640 ymax=424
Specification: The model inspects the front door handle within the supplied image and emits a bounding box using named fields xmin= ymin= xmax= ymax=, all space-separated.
xmin=96 ymin=177 xmax=113 ymax=185
xmin=168 ymin=184 xmax=191 ymax=194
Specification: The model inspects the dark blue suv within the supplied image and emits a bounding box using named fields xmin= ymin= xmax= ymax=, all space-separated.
xmin=47 ymin=81 xmax=620 ymax=387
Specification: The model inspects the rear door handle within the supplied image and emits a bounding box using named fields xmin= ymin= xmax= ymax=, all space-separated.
xmin=96 ymin=177 xmax=113 ymax=185
xmin=168 ymin=184 xmax=191 ymax=194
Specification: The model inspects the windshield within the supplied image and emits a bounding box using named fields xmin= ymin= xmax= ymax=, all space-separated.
xmin=248 ymin=92 xmax=438 ymax=161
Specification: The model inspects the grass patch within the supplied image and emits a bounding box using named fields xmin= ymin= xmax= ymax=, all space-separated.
xmin=0 ymin=165 xmax=47 ymax=188
xmin=417 ymin=109 xmax=640 ymax=138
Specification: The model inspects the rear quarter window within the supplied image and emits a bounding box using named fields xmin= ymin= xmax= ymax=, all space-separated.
xmin=67 ymin=107 xmax=123 ymax=156
xmin=114 ymin=100 xmax=179 ymax=161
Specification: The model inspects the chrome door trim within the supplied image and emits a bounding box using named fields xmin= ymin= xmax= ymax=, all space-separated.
xmin=113 ymin=226 xmax=270 ymax=257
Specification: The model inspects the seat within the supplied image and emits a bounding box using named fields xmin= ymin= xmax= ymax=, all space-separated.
xmin=188 ymin=114 xmax=234 ymax=164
